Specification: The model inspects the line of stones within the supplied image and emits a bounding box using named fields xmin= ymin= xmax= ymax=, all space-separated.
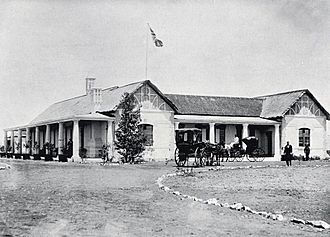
xmin=0 ymin=163 xmax=11 ymax=170
xmin=156 ymin=164 xmax=330 ymax=230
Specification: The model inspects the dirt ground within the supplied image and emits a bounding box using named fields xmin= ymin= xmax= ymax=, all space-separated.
xmin=0 ymin=159 xmax=329 ymax=236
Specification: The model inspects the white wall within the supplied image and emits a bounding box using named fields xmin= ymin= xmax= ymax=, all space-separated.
xmin=140 ymin=110 xmax=174 ymax=161
xmin=112 ymin=84 xmax=175 ymax=162
xmin=282 ymin=115 xmax=326 ymax=157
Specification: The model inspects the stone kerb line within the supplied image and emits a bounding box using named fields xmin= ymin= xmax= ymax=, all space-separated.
xmin=156 ymin=164 xmax=330 ymax=231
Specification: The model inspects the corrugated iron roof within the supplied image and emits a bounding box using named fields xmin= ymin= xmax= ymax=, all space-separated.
xmin=257 ymin=89 xmax=330 ymax=119
xmin=29 ymin=81 xmax=146 ymax=125
xmin=257 ymin=89 xmax=306 ymax=119
xmin=28 ymin=81 xmax=330 ymax=126
xmin=165 ymin=94 xmax=263 ymax=117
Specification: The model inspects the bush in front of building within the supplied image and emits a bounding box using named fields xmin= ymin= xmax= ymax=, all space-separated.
xmin=292 ymin=155 xmax=304 ymax=161
xmin=115 ymin=92 xmax=146 ymax=164
xmin=310 ymin=155 xmax=321 ymax=160
xmin=0 ymin=146 xmax=6 ymax=157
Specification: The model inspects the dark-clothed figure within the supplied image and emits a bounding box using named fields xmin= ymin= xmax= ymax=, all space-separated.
xmin=67 ymin=139 xmax=73 ymax=158
xmin=284 ymin=141 xmax=293 ymax=166
xmin=304 ymin=144 xmax=310 ymax=161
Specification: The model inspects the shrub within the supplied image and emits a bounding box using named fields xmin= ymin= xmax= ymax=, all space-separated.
xmin=292 ymin=154 xmax=304 ymax=161
xmin=79 ymin=148 xmax=87 ymax=158
xmin=310 ymin=155 xmax=321 ymax=161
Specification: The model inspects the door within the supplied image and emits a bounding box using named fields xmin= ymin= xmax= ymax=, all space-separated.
xmin=266 ymin=131 xmax=272 ymax=156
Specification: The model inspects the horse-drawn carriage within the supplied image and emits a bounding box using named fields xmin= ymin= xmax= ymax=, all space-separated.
xmin=201 ymin=136 xmax=266 ymax=163
xmin=175 ymin=128 xmax=266 ymax=167
xmin=174 ymin=128 xmax=206 ymax=167
xmin=242 ymin=136 xmax=266 ymax=162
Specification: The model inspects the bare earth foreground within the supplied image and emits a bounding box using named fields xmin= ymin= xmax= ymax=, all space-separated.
xmin=0 ymin=159 xmax=329 ymax=236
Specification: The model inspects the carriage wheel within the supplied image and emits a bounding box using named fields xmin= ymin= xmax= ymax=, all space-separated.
xmin=251 ymin=148 xmax=265 ymax=162
xmin=175 ymin=148 xmax=187 ymax=167
xmin=246 ymin=155 xmax=256 ymax=162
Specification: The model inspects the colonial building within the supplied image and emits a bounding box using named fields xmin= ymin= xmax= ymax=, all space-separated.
xmin=3 ymin=79 xmax=330 ymax=161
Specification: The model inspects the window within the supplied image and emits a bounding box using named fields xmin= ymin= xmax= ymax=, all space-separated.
xmin=215 ymin=125 xmax=226 ymax=143
xmin=139 ymin=124 xmax=153 ymax=146
xmin=299 ymin=128 xmax=310 ymax=147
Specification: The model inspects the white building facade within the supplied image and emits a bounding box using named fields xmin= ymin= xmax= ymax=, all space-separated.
xmin=3 ymin=80 xmax=330 ymax=161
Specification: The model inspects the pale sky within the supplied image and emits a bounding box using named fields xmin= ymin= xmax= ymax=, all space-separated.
xmin=1 ymin=0 xmax=330 ymax=141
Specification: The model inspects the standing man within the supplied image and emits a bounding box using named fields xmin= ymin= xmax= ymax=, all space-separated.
xmin=304 ymin=144 xmax=310 ymax=161
xmin=284 ymin=141 xmax=293 ymax=166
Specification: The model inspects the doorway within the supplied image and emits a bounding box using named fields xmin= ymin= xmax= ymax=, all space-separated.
xmin=266 ymin=131 xmax=272 ymax=156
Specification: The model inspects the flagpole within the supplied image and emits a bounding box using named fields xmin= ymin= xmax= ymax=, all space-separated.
xmin=145 ymin=23 xmax=149 ymax=79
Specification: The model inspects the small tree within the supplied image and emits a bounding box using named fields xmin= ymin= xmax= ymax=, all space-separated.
xmin=115 ymin=93 xmax=146 ymax=163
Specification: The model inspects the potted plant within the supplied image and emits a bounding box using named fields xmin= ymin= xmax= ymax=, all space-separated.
xmin=79 ymin=147 xmax=87 ymax=163
xmin=51 ymin=145 xmax=58 ymax=157
xmin=79 ymin=147 xmax=87 ymax=158
xmin=0 ymin=146 xmax=5 ymax=157
xmin=6 ymin=146 xmax=13 ymax=158
xmin=23 ymin=139 xmax=32 ymax=160
xmin=59 ymin=147 xmax=68 ymax=162
xmin=43 ymin=142 xmax=53 ymax=161
xmin=33 ymin=142 xmax=41 ymax=160
xmin=14 ymin=142 xmax=21 ymax=159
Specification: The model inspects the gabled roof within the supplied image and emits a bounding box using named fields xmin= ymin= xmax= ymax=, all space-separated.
xmin=29 ymin=80 xmax=177 ymax=125
xmin=100 ymin=80 xmax=177 ymax=112
xmin=257 ymin=89 xmax=330 ymax=119
xmin=165 ymin=94 xmax=263 ymax=117
xmin=28 ymin=80 xmax=330 ymax=126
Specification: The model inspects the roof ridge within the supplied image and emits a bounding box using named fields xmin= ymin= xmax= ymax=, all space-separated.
xmin=255 ymin=89 xmax=308 ymax=98
xmin=102 ymin=80 xmax=147 ymax=92
xmin=52 ymin=80 xmax=148 ymax=104
xmin=53 ymin=94 xmax=87 ymax=105
xmin=165 ymin=93 xmax=262 ymax=100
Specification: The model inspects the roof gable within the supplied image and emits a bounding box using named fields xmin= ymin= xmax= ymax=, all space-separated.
xmin=101 ymin=80 xmax=177 ymax=112
xmin=132 ymin=83 xmax=176 ymax=111
xmin=258 ymin=89 xmax=330 ymax=120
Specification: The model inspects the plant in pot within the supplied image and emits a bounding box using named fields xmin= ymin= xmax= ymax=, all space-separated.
xmin=43 ymin=142 xmax=53 ymax=161
xmin=6 ymin=146 xmax=13 ymax=158
xmin=0 ymin=145 xmax=5 ymax=157
xmin=51 ymin=145 xmax=58 ymax=158
xmin=33 ymin=142 xmax=41 ymax=160
xmin=59 ymin=147 xmax=68 ymax=162
xmin=79 ymin=147 xmax=87 ymax=163
xmin=23 ymin=139 xmax=32 ymax=160
xmin=14 ymin=142 xmax=21 ymax=159
xmin=101 ymin=144 xmax=112 ymax=164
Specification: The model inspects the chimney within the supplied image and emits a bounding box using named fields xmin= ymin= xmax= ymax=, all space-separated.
xmin=91 ymin=87 xmax=102 ymax=113
xmin=85 ymin=77 xmax=96 ymax=94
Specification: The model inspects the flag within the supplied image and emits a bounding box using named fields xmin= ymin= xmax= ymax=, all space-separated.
xmin=149 ymin=26 xmax=163 ymax=47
